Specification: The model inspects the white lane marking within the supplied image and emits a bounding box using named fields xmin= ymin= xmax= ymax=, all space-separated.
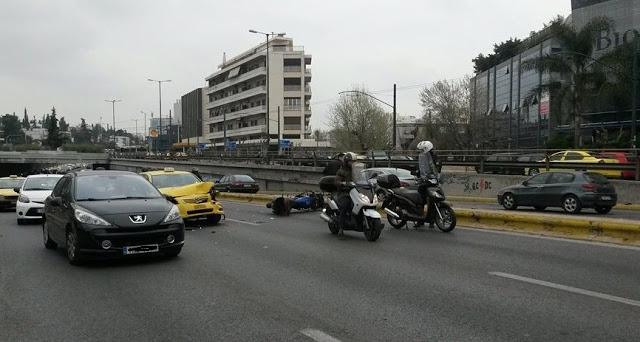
xmin=300 ymin=329 xmax=342 ymax=342
xmin=490 ymin=272 xmax=640 ymax=308
xmin=225 ymin=218 xmax=261 ymax=226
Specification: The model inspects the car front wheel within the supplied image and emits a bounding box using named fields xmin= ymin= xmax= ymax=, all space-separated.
xmin=66 ymin=229 xmax=83 ymax=266
xmin=501 ymin=193 xmax=517 ymax=210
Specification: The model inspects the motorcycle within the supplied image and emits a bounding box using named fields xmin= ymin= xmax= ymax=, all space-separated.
xmin=266 ymin=192 xmax=324 ymax=216
xmin=318 ymin=162 xmax=384 ymax=241
xmin=378 ymin=151 xmax=456 ymax=232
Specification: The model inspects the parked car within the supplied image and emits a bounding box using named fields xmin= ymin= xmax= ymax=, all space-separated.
xmin=140 ymin=167 xmax=224 ymax=223
xmin=15 ymin=174 xmax=63 ymax=225
xmin=475 ymin=153 xmax=521 ymax=174
xmin=0 ymin=175 xmax=26 ymax=210
xmin=526 ymin=150 xmax=620 ymax=178
xmin=362 ymin=167 xmax=417 ymax=200
xmin=43 ymin=170 xmax=185 ymax=265
xmin=217 ymin=175 xmax=259 ymax=193
xmin=497 ymin=171 xmax=617 ymax=214
xmin=596 ymin=152 xmax=637 ymax=180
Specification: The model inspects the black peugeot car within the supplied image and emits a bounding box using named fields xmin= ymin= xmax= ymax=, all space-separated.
xmin=42 ymin=170 xmax=185 ymax=265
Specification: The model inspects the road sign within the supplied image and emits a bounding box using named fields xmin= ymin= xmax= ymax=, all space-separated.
xmin=279 ymin=140 xmax=291 ymax=149
xmin=196 ymin=143 xmax=205 ymax=150
xmin=226 ymin=141 xmax=237 ymax=150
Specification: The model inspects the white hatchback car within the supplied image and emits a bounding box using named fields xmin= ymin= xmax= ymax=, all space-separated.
xmin=16 ymin=174 xmax=63 ymax=225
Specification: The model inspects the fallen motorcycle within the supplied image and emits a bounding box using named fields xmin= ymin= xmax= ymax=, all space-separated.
xmin=266 ymin=192 xmax=324 ymax=216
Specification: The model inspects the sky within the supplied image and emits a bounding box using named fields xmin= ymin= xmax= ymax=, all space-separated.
xmin=0 ymin=0 xmax=571 ymax=135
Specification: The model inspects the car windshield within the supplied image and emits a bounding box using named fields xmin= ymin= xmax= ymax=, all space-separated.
xmin=0 ymin=179 xmax=24 ymax=189
xmin=584 ymin=173 xmax=610 ymax=184
xmin=234 ymin=175 xmax=255 ymax=182
xmin=387 ymin=169 xmax=413 ymax=177
xmin=76 ymin=175 xmax=162 ymax=201
xmin=152 ymin=173 xmax=200 ymax=188
xmin=23 ymin=177 xmax=61 ymax=191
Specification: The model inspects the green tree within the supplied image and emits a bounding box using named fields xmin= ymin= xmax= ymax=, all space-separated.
xmin=59 ymin=116 xmax=70 ymax=131
xmin=46 ymin=107 xmax=64 ymax=150
xmin=522 ymin=16 xmax=614 ymax=148
xmin=1 ymin=114 xmax=24 ymax=143
xmin=328 ymin=86 xmax=392 ymax=151
xmin=74 ymin=118 xmax=92 ymax=143
xmin=472 ymin=38 xmax=523 ymax=73
xmin=22 ymin=108 xmax=30 ymax=129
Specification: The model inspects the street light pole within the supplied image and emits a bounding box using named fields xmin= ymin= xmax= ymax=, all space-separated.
xmin=148 ymin=79 xmax=171 ymax=152
xmin=140 ymin=111 xmax=149 ymax=153
xmin=105 ymin=99 xmax=121 ymax=147
xmin=633 ymin=37 xmax=638 ymax=148
xmin=249 ymin=29 xmax=285 ymax=156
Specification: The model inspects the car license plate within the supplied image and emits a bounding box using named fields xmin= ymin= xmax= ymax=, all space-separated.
xmin=601 ymin=196 xmax=612 ymax=200
xmin=244 ymin=184 xmax=251 ymax=188
xmin=123 ymin=244 xmax=159 ymax=255
xmin=36 ymin=208 xmax=44 ymax=214
xmin=194 ymin=204 xmax=205 ymax=209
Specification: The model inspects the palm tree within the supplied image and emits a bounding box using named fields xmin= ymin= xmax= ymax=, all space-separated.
xmin=522 ymin=16 xmax=614 ymax=148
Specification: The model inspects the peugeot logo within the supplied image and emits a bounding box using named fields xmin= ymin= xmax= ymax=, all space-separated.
xmin=129 ymin=215 xmax=147 ymax=224
xmin=194 ymin=196 xmax=208 ymax=203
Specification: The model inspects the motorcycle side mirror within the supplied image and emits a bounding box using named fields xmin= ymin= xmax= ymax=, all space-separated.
xmin=13 ymin=187 xmax=21 ymax=194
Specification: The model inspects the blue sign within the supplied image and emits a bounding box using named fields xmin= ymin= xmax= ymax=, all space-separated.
xmin=279 ymin=140 xmax=291 ymax=149
xmin=196 ymin=144 xmax=205 ymax=150
xmin=225 ymin=141 xmax=237 ymax=150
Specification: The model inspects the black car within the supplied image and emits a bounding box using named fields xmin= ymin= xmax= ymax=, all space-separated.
xmin=216 ymin=175 xmax=260 ymax=193
xmin=497 ymin=171 xmax=617 ymax=214
xmin=42 ymin=170 xmax=185 ymax=265
xmin=475 ymin=152 xmax=521 ymax=174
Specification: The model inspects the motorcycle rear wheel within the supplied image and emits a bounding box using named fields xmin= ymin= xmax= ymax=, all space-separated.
xmin=435 ymin=203 xmax=456 ymax=233
xmin=364 ymin=217 xmax=383 ymax=242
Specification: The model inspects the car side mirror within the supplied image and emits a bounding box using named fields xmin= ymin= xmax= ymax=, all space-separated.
xmin=50 ymin=197 xmax=62 ymax=207
xmin=13 ymin=187 xmax=21 ymax=194
xmin=522 ymin=181 xmax=528 ymax=186
xmin=411 ymin=170 xmax=420 ymax=177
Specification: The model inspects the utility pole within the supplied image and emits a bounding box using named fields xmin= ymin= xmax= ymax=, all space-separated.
xmin=133 ymin=119 xmax=138 ymax=146
xmin=393 ymin=83 xmax=397 ymax=150
xmin=633 ymin=37 xmax=638 ymax=148
xmin=148 ymin=79 xmax=171 ymax=152
xmin=104 ymin=99 xmax=121 ymax=147
xmin=277 ymin=106 xmax=281 ymax=154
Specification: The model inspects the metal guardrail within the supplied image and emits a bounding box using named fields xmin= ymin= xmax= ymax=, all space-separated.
xmin=110 ymin=148 xmax=640 ymax=180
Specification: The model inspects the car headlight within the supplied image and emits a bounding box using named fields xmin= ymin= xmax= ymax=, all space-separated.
xmin=163 ymin=205 xmax=182 ymax=222
xmin=429 ymin=190 xmax=444 ymax=199
xmin=359 ymin=193 xmax=371 ymax=203
xmin=19 ymin=195 xmax=30 ymax=203
xmin=74 ymin=209 xmax=111 ymax=226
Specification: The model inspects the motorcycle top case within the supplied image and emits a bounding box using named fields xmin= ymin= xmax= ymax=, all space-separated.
xmin=376 ymin=174 xmax=400 ymax=189
xmin=319 ymin=176 xmax=337 ymax=192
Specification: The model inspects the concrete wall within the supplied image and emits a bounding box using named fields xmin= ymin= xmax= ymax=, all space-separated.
xmin=109 ymin=158 xmax=640 ymax=204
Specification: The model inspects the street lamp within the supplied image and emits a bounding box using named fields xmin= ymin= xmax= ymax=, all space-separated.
xmin=148 ymin=79 xmax=171 ymax=152
xmin=105 ymin=99 xmax=121 ymax=147
xmin=339 ymin=86 xmax=397 ymax=149
xmin=249 ymin=29 xmax=285 ymax=155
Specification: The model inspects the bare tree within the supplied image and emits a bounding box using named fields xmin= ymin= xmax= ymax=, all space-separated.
xmin=328 ymin=86 xmax=392 ymax=151
xmin=418 ymin=76 xmax=473 ymax=150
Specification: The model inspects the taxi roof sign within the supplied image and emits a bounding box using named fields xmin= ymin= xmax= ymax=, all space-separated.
xmin=164 ymin=167 xmax=175 ymax=172
xmin=9 ymin=175 xmax=18 ymax=178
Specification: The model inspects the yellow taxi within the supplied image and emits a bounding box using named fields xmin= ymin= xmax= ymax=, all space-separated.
xmin=140 ymin=168 xmax=224 ymax=223
xmin=0 ymin=175 xmax=26 ymax=209
xmin=527 ymin=150 xmax=621 ymax=178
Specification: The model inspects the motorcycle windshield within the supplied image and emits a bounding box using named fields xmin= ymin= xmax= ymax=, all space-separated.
xmin=352 ymin=162 xmax=367 ymax=184
xmin=418 ymin=152 xmax=438 ymax=178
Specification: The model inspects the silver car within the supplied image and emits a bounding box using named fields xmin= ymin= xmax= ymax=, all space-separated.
xmin=362 ymin=167 xmax=417 ymax=201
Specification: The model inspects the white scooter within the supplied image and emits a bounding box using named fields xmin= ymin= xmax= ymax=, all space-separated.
xmin=319 ymin=163 xmax=383 ymax=241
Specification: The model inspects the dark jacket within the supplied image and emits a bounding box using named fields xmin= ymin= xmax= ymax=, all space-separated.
xmin=334 ymin=164 xmax=353 ymax=194
xmin=323 ymin=160 xmax=342 ymax=176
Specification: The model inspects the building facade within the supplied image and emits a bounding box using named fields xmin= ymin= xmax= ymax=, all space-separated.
xmin=470 ymin=0 xmax=640 ymax=148
xmin=203 ymin=36 xmax=312 ymax=151
xmin=180 ymin=88 xmax=205 ymax=143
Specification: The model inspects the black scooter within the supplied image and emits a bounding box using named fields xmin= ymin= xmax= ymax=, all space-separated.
xmin=378 ymin=153 xmax=456 ymax=232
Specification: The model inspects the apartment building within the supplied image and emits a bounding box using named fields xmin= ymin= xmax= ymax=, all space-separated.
xmin=204 ymin=36 xmax=312 ymax=151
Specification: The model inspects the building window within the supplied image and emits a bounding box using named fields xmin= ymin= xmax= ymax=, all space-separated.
xmin=284 ymin=98 xmax=301 ymax=110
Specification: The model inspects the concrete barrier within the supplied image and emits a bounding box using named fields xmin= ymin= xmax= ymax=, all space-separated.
xmin=110 ymin=158 xmax=640 ymax=205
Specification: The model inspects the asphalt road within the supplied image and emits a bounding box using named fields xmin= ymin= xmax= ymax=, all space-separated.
xmin=1 ymin=202 xmax=639 ymax=342
xmin=452 ymin=200 xmax=640 ymax=221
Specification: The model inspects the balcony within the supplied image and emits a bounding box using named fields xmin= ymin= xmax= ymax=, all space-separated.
xmin=304 ymin=86 xmax=312 ymax=97
xmin=207 ymin=105 xmax=266 ymax=123
xmin=206 ymin=126 xmax=266 ymax=139
xmin=283 ymin=124 xmax=302 ymax=131
xmin=207 ymin=67 xmax=266 ymax=93
xmin=284 ymin=105 xmax=302 ymax=111
xmin=283 ymin=66 xmax=302 ymax=72
xmin=206 ymin=86 xmax=266 ymax=109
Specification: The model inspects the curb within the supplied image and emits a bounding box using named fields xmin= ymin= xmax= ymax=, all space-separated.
xmin=218 ymin=192 xmax=640 ymax=244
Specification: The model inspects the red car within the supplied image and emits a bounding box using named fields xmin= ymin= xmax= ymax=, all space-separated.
xmin=596 ymin=152 xmax=638 ymax=180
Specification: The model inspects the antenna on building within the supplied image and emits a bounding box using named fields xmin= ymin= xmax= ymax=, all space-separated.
xmin=222 ymin=52 xmax=227 ymax=67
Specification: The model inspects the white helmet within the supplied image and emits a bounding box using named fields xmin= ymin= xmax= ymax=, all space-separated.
xmin=417 ymin=141 xmax=434 ymax=153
